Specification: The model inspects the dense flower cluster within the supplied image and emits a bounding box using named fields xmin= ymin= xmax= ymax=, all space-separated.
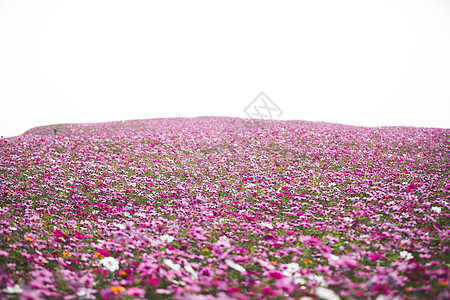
xmin=0 ymin=116 xmax=449 ymax=299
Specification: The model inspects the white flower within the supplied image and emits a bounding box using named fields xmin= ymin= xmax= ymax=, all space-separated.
xmin=155 ymin=288 xmax=172 ymax=294
xmin=431 ymin=206 xmax=441 ymax=213
xmin=282 ymin=262 xmax=300 ymax=277
xmin=160 ymin=235 xmax=174 ymax=243
xmin=99 ymin=256 xmax=119 ymax=272
xmin=113 ymin=222 xmax=126 ymax=230
xmin=343 ymin=217 xmax=353 ymax=222
xmin=170 ymin=279 xmax=186 ymax=286
xmin=328 ymin=182 xmax=336 ymax=187
xmin=399 ymin=251 xmax=413 ymax=260
xmin=260 ymin=222 xmax=274 ymax=230
xmin=257 ymin=259 xmax=275 ymax=270
xmin=163 ymin=259 xmax=181 ymax=271
xmin=8 ymin=226 xmax=17 ymax=231
xmin=77 ymin=288 xmax=96 ymax=299
xmin=184 ymin=264 xmax=198 ymax=280
xmin=328 ymin=254 xmax=339 ymax=262
xmin=295 ymin=276 xmax=306 ymax=284
xmin=315 ymin=287 xmax=340 ymax=300
xmin=3 ymin=284 xmax=23 ymax=294
xmin=225 ymin=259 xmax=246 ymax=273
xmin=307 ymin=274 xmax=328 ymax=287
xmin=134 ymin=212 xmax=146 ymax=218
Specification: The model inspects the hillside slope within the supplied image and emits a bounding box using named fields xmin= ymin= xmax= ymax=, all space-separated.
xmin=1 ymin=117 xmax=449 ymax=299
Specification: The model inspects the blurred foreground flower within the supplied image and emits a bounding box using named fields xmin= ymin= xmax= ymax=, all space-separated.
xmin=225 ymin=259 xmax=246 ymax=273
xmin=164 ymin=258 xmax=181 ymax=271
xmin=316 ymin=287 xmax=340 ymax=300
xmin=3 ymin=284 xmax=23 ymax=294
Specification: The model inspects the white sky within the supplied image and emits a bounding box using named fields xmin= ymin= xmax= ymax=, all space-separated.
xmin=1 ymin=0 xmax=450 ymax=137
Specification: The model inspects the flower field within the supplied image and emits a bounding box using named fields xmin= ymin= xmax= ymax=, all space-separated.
xmin=0 ymin=116 xmax=449 ymax=299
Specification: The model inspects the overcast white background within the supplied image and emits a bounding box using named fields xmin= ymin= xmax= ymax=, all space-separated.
xmin=1 ymin=0 xmax=449 ymax=138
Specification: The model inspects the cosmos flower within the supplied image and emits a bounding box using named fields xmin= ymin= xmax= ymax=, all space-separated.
xmin=160 ymin=234 xmax=175 ymax=243
xmin=260 ymin=222 xmax=274 ymax=230
xmin=163 ymin=259 xmax=181 ymax=271
xmin=315 ymin=287 xmax=340 ymax=300
xmin=282 ymin=262 xmax=300 ymax=277
xmin=126 ymin=287 xmax=146 ymax=297
xmin=77 ymin=288 xmax=97 ymax=299
xmin=399 ymin=251 xmax=413 ymax=260
xmin=215 ymin=236 xmax=231 ymax=249
xmin=113 ymin=222 xmax=126 ymax=230
xmin=184 ymin=264 xmax=199 ymax=280
xmin=3 ymin=284 xmax=23 ymax=294
xmin=111 ymin=285 xmax=126 ymax=295
xmin=224 ymin=259 xmax=246 ymax=273
xmin=17 ymin=289 xmax=41 ymax=300
xmin=100 ymin=257 xmax=120 ymax=272
xmin=431 ymin=207 xmax=441 ymax=213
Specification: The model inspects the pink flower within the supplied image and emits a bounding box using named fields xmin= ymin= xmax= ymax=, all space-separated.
xmin=147 ymin=276 xmax=160 ymax=286
xmin=226 ymin=287 xmax=240 ymax=294
xmin=261 ymin=287 xmax=275 ymax=296
xmin=369 ymin=252 xmax=383 ymax=261
xmin=126 ymin=287 xmax=146 ymax=297
xmin=275 ymin=277 xmax=297 ymax=293
xmin=19 ymin=289 xmax=42 ymax=300
xmin=214 ymin=236 xmax=231 ymax=249
xmin=97 ymin=248 xmax=110 ymax=257
xmin=268 ymin=271 xmax=284 ymax=280
xmin=328 ymin=254 xmax=358 ymax=269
